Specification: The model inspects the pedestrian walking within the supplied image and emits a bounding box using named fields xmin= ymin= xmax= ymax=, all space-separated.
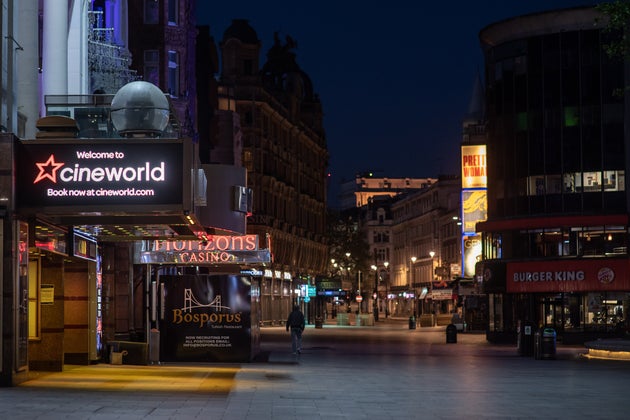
xmin=286 ymin=305 xmax=305 ymax=354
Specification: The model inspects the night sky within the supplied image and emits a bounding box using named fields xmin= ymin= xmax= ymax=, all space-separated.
xmin=196 ymin=1 xmax=600 ymax=204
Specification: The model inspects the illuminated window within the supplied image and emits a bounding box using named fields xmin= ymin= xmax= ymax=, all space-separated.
xmin=167 ymin=51 xmax=179 ymax=97
xmin=168 ymin=0 xmax=178 ymax=25
xmin=564 ymin=106 xmax=579 ymax=127
xmin=28 ymin=260 xmax=40 ymax=340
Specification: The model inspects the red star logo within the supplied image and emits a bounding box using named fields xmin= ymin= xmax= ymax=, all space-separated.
xmin=34 ymin=154 xmax=65 ymax=184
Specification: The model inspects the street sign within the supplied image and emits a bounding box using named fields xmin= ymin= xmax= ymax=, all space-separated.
xmin=356 ymin=295 xmax=363 ymax=303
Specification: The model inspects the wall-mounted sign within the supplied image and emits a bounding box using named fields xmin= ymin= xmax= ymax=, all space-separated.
xmin=152 ymin=236 xmax=259 ymax=252
xmin=41 ymin=284 xmax=55 ymax=304
xmin=71 ymin=230 xmax=98 ymax=261
xmin=134 ymin=235 xmax=270 ymax=264
xmin=15 ymin=139 xmax=189 ymax=212
xmin=507 ymin=259 xmax=630 ymax=293
xmin=462 ymin=190 xmax=487 ymax=235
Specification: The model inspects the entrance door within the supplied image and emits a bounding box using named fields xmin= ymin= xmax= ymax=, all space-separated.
xmin=539 ymin=294 xmax=566 ymax=335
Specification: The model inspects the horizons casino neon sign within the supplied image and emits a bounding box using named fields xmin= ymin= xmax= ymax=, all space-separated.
xmin=135 ymin=236 xmax=271 ymax=265
xmin=16 ymin=140 xmax=186 ymax=208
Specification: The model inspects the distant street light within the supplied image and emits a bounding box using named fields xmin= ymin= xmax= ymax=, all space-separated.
xmin=410 ymin=256 xmax=417 ymax=317
xmin=429 ymin=251 xmax=435 ymax=323
xmin=383 ymin=261 xmax=390 ymax=318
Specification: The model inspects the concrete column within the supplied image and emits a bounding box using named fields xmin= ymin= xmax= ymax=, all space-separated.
xmin=42 ymin=0 xmax=68 ymax=98
xmin=17 ymin=0 xmax=39 ymax=138
xmin=68 ymin=0 xmax=89 ymax=94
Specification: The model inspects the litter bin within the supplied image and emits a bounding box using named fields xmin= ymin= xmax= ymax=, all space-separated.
xmin=541 ymin=327 xmax=556 ymax=359
xmin=409 ymin=315 xmax=417 ymax=330
xmin=446 ymin=324 xmax=457 ymax=343
xmin=315 ymin=317 xmax=323 ymax=329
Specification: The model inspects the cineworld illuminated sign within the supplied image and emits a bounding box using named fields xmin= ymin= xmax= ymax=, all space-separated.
xmin=134 ymin=235 xmax=272 ymax=264
xmin=16 ymin=139 xmax=188 ymax=211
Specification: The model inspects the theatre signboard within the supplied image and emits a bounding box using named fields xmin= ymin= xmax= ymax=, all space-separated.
xmin=135 ymin=235 xmax=271 ymax=265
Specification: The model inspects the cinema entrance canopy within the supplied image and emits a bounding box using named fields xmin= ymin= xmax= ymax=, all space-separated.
xmin=17 ymin=135 xmax=211 ymax=237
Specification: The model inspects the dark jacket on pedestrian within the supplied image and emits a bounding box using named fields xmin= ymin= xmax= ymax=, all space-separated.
xmin=286 ymin=306 xmax=305 ymax=331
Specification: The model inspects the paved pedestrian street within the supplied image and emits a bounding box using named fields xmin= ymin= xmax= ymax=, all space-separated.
xmin=2 ymin=321 xmax=629 ymax=419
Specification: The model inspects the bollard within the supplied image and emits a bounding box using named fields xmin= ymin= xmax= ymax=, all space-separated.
xmin=409 ymin=315 xmax=417 ymax=329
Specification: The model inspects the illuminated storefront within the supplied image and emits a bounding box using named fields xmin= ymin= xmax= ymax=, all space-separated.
xmin=477 ymin=7 xmax=630 ymax=344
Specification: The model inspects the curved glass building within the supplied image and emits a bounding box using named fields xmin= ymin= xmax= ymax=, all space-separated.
xmin=477 ymin=6 xmax=630 ymax=344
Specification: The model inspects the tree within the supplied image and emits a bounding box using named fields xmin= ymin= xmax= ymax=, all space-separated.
xmin=326 ymin=208 xmax=371 ymax=289
xmin=597 ymin=1 xmax=630 ymax=60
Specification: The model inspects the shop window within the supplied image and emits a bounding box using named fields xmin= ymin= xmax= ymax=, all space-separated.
xmin=547 ymin=174 xmax=561 ymax=194
xmin=603 ymin=170 xmax=624 ymax=191
xmin=586 ymin=292 xmax=628 ymax=331
xmin=28 ymin=259 xmax=40 ymax=340
xmin=582 ymin=171 xmax=602 ymax=192
xmin=488 ymin=293 xmax=504 ymax=332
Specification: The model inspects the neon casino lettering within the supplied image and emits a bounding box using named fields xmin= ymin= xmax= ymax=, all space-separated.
xmin=179 ymin=251 xmax=236 ymax=263
xmin=155 ymin=235 xmax=259 ymax=252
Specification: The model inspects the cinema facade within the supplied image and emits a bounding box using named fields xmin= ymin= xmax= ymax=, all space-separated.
xmin=477 ymin=7 xmax=630 ymax=345
xmin=0 ymin=83 xmax=273 ymax=386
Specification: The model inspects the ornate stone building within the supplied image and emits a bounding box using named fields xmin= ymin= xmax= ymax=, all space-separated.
xmin=216 ymin=20 xmax=329 ymax=322
xmin=127 ymin=0 xmax=197 ymax=137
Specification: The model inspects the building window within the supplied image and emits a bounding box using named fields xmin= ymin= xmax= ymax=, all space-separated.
xmin=143 ymin=50 xmax=159 ymax=85
xmin=167 ymin=50 xmax=179 ymax=97
xmin=244 ymin=59 xmax=253 ymax=75
xmin=144 ymin=0 xmax=159 ymax=24
xmin=168 ymin=0 xmax=178 ymax=25
xmin=564 ymin=106 xmax=579 ymax=127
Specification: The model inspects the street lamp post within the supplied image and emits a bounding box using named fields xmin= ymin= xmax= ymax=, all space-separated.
xmin=358 ymin=269 xmax=362 ymax=315
xmin=429 ymin=251 xmax=435 ymax=324
xmin=410 ymin=256 xmax=417 ymax=317
xmin=384 ymin=261 xmax=390 ymax=318
xmin=371 ymin=264 xmax=378 ymax=319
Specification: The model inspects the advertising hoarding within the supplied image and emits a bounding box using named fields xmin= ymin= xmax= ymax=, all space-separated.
xmin=461 ymin=144 xmax=487 ymax=189
xmin=160 ymin=274 xmax=257 ymax=362
xmin=462 ymin=190 xmax=487 ymax=235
